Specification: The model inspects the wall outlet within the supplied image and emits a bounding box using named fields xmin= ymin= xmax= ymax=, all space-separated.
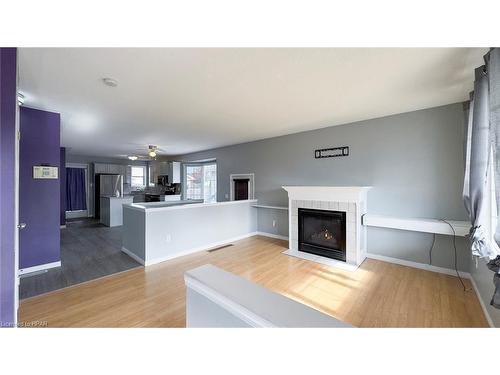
xmin=272 ymin=220 xmax=276 ymax=227
xmin=166 ymin=234 xmax=172 ymax=243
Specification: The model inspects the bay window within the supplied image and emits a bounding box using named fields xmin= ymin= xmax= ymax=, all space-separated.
xmin=183 ymin=161 xmax=217 ymax=203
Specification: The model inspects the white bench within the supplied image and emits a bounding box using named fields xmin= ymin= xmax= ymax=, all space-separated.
xmin=184 ymin=264 xmax=352 ymax=328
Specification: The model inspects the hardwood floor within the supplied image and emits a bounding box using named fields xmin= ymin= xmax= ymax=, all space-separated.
xmin=19 ymin=218 xmax=141 ymax=299
xmin=19 ymin=235 xmax=488 ymax=327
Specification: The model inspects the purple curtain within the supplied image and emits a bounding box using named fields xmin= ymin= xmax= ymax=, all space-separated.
xmin=66 ymin=168 xmax=87 ymax=211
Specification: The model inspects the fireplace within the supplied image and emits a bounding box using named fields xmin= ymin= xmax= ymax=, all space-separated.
xmin=298 ymin=208 xmax=346 ymax=262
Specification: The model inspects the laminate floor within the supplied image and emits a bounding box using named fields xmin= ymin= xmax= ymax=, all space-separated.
xmin=19 ymin=218 xmax=141 ymax=299
xmin=19 ymin=235 xmax=488 ymax=327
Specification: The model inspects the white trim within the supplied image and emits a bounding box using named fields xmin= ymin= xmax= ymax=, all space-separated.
xmin=255 ymin=231 xmax=288 ymax=241
xmin=283 ymin=249 xmax=359 ymax=271
xmin=252 ymin=204 xmax=288 ymax=211
xmin=124 ymin=231 xmax=259 ymax=267
xmin=185 ymin=275 xmax=275 ymax=327
xmin=282 ymin=185 xmax=372 ymax=202
xmin=66 ymin=162 xmax=89 ymax=169
xmin=120 ymin=247 xmax=145 ymax=265
xmin=366 ymin=253 xmax=471 ymax=279
xmin=363 ymin=214 xmax=470 ymax=237
xmin=14 ymin=50 xmax=20 ymax=325
xmin=230 ymin=173 xmax=255 ymax=201
xmin=145 ymin=232 xmax=258 ymax=266
xmin=18 ymin=261 xmax=61 ymax=275
xmin=469 ymin=275 xmax=495 ymax=328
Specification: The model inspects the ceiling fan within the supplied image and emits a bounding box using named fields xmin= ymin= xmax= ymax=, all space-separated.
xmin=126 ymin=144 xmax=168 ymax=161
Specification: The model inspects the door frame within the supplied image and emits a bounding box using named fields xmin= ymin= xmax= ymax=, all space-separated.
xmin=13 ymin=49 xmax=20 ymax=324
xmin=65 ymin=163 xmax=90 ymax=219
xmin=229 ymin=173 xmax=255 ymax=201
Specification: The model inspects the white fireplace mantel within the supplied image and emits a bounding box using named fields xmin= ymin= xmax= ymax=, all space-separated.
xmin=282 ymin=185 xmax=372 ymax=269
xmin=282 ymin=186 xmax=372 ymax=203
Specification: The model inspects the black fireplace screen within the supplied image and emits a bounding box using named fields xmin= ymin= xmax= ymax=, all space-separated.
xmin=298 ymin=208 xmax=346 ymax=261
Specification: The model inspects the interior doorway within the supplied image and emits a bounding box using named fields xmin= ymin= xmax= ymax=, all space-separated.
xmin=234 ymin=178 xmax=250 ymax=200
xmin=230 ymin=173 xmax=254 ymax=201
xmin=65 ymin=163 xmax=89 ymax=219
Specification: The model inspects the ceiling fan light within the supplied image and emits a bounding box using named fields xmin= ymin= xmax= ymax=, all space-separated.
xmin=149 ymin=151 xmax=157 ymax=158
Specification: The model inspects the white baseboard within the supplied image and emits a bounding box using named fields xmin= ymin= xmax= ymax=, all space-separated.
xmin=468 ymin=275 xmax=495 ymax=328
xmin=123 ymin=232 xmax=260 ymax=267
xmin=19 ymin=261 xmax=61 ymax=275
xmin=256 ymin=231 xmax=288 ymax=241
xmin=366 ymin=253 xmax=471 ymax=279
xmin=121 ymin=247 xmax=146 ymax=266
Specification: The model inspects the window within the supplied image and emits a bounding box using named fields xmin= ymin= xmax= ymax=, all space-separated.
xmin=131 ymin=166 xmax=146 ymax=187
xmin=183 ymin=162 xmax=217 ymax=203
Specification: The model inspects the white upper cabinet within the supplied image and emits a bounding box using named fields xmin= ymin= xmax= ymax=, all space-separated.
xmin=168 ymin=161 xmax=181 ymax=183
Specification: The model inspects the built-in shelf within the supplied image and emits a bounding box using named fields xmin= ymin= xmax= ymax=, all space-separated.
xmin=362 ymin=214 xmax=470 ymax=237
xmin=251 ymin=205 xmax=288 ymax=211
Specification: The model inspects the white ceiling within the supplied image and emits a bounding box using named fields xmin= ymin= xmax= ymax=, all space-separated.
xmin=19 ymin=48 xmax=486 ymax=158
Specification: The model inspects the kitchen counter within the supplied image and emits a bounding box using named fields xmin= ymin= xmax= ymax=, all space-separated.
xmin=100 ymin=196 xmax=134 ymax=227
xmin=122 ymin=199 xmax=258 ymax=265
xmin=124 ymin=199 xmax=203 ymax=211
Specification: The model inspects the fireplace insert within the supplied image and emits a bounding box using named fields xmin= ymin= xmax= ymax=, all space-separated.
xmin=298 ymin=208 xmax=346 ymax=261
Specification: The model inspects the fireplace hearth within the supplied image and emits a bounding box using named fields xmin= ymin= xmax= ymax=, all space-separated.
xmin=298 ymin=208 xmax=346 ymax=261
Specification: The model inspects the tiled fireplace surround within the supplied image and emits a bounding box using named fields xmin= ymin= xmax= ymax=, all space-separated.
xmin=282 ymin=186 xmax=371 ymax=268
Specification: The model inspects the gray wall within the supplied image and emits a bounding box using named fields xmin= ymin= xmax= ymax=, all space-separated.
xmin=177 ymin=103 xmax=470 ymax=272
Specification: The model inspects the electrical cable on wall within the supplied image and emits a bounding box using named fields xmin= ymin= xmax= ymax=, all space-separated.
xmin=429 ymin=233 xmax=436 ymax=265
xmin=427 ymin=220 xmax=470 ymax=292
xmin=440 ymin=219 xmax=470 ymax=292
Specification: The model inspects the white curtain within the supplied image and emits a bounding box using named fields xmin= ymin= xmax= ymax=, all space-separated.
xmin=464 ymin=48 xmax=500 ymax=308
xmin=487 ymin=48 xmax=500 ymax=308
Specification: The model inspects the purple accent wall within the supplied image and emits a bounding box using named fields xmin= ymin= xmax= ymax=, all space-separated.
xmin=60 ymin=147 xmax=66 ymax=226
xmin=0 ymin=48 xmax=17 ymax=326
xmin=19 ymin=107 xmax=61 ymax=270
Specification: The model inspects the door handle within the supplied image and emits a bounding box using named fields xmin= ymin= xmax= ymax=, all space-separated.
xmin=17 ymin=223 xmax=27 ymax=230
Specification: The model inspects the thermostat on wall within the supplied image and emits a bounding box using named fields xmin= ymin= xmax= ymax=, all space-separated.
xmin=33 ymin=166 xmax=58 ymax=179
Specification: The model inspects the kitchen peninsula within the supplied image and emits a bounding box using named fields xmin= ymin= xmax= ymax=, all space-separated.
xmin=121 ymin=199 xmax=258 ymax=266
xmin=100 ymin=196 xmax=134 ymax=227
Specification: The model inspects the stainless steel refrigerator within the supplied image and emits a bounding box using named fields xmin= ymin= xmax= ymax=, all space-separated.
xmin=94 ymin=174 xmax=123 ymax=218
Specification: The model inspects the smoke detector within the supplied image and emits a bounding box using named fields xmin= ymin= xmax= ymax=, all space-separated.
xmin=102 ymin=77 xmax=118 ymax=87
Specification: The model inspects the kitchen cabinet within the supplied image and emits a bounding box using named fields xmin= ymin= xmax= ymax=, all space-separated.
xmin=168 ymin=161 xmax=181 ymax=183
xmin=149 ymin=161 xmax=181 ymax=184
xmin=94 ymin=163 xmax=107 ymax=174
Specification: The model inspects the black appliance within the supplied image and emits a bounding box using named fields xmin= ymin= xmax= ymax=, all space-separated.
xmin=157 ymin=175 xmax=169 ymax=186
xmin=145 ymin=194 xmax=161 ymax=202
